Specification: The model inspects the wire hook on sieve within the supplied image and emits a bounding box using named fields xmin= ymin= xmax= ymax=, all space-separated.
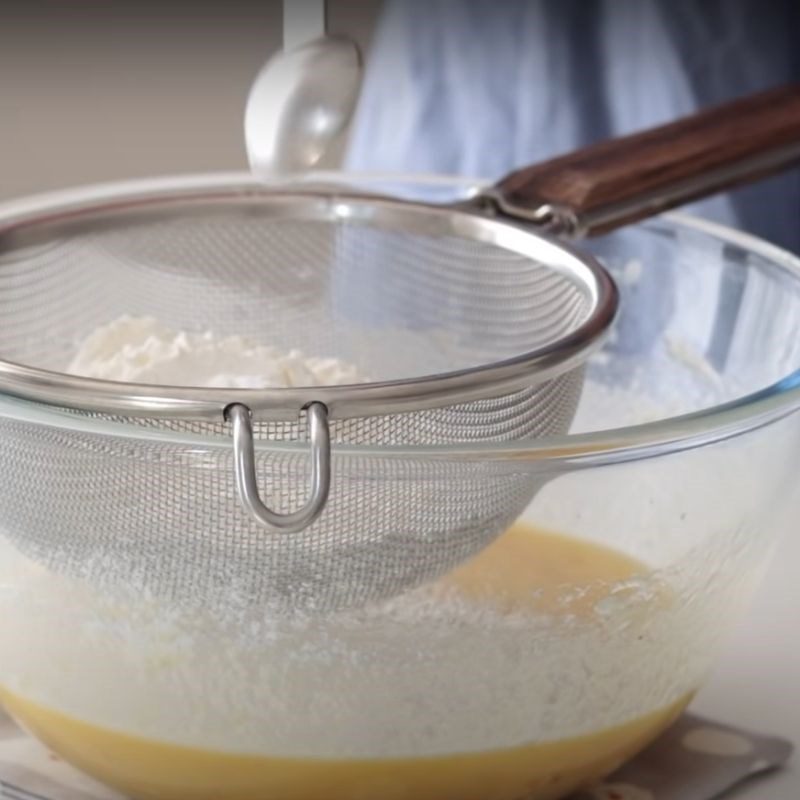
xmin=226 ymin=402 xmax=331 ymax=531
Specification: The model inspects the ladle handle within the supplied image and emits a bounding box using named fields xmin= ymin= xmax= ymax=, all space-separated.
xmin=283 ymin=0 xmax=327 ymax=50
xmin=493 ymin=83 xmax=800 ymax=237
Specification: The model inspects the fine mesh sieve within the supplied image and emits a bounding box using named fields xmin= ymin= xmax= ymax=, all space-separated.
xmin=0 ymin=179 xmax=612 ymax=613
xmin=0 ymin=85 xmax=798 ymax=613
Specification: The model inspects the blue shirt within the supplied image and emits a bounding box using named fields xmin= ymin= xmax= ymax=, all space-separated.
xmin=346 ymin=0 xmax=800 ymax=253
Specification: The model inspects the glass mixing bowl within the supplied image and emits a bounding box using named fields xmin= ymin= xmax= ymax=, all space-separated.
xmin=1 ymin=174 xmax=800 ymax=800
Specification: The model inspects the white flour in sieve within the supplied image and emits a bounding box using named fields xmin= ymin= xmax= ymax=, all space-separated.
xmin=66 ymin=315 xmax=367 ymax=388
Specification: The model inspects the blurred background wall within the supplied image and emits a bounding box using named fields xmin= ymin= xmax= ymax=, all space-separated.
xmin=0 ymin=0 xmax=380 ymax=200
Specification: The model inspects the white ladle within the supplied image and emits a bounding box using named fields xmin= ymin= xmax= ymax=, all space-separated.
xmin=244 ymin=0 xmax=362 ymax=176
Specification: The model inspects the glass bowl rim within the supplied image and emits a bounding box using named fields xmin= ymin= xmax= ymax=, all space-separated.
xmin=0 ymin=170 xmax=798 ymax=468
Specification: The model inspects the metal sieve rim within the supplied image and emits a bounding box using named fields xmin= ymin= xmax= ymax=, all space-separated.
xmin=0 ymin=175 xmax=617 ymax=422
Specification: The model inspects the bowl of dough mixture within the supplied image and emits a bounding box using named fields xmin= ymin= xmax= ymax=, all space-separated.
xmin=0 ymin=174 xmax=799 ymax=800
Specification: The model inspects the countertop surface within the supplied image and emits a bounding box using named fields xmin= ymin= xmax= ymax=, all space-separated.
xmin=692 ymin=520 xmax=800 ymax=797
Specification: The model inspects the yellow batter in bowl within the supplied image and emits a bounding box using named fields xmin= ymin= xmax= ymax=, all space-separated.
xmin=0 ymin=525 xmax=691 ymax=800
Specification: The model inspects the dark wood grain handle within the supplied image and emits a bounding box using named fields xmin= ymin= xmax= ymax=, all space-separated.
xmin=494 ymin=84 xmax=800 ymax=237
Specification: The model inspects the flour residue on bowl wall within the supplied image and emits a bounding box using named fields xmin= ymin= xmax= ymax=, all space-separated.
xmin=0 ymin=520 xmax=698 ymax=800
